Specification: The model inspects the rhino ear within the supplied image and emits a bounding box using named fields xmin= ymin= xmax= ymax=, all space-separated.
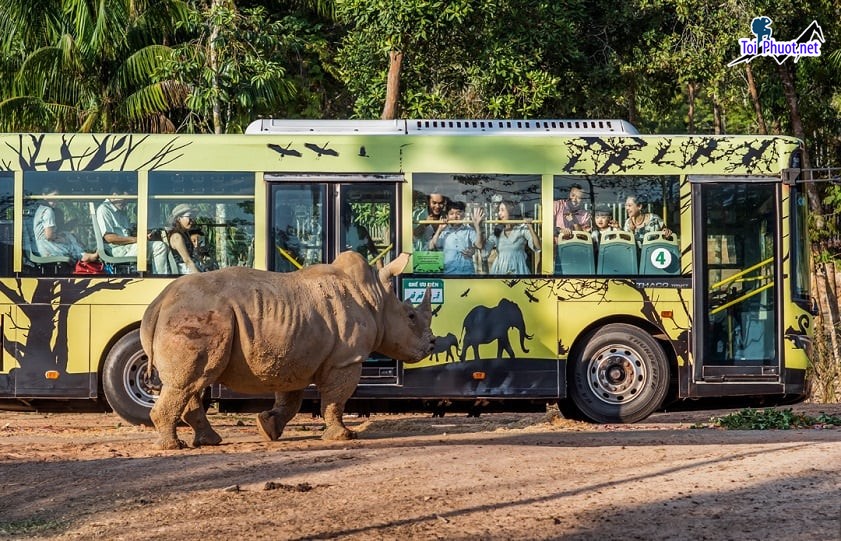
xmin=379 ymin=252 xmax=411 ymax=284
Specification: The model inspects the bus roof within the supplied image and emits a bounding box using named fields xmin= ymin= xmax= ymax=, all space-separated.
xmin=244 ymin=118 xmax=639 ymax=136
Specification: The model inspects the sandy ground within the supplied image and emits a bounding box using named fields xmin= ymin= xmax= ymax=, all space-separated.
xmin=1 ymin=403 xmax=840 ymax=541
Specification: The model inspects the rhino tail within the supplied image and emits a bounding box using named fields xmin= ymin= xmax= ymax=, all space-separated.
xmin=140 ymin=295 xmax=164 ymax=378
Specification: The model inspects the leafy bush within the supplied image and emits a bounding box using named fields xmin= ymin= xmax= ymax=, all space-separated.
xmin=703 ymin=408 xmax=841 ymax=430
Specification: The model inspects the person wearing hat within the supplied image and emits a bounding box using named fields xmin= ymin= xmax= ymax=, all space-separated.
xmin=167 ymin=203 xmax=203 ymax=274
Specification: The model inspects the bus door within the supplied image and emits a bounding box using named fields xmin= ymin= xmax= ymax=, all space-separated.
xmin=266 ymin=174 xmax=401 ymax=386
xmin=693 ymin=179 xmax=781 ymax=390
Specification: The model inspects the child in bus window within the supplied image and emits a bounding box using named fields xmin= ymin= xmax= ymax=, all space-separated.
xmin=591 ymin=206 xmax=620 ymax=245
xmin=429 ymin=201 xmax=485 ymax=274
xmin=485 ymin=200 xmax=540 ymax=275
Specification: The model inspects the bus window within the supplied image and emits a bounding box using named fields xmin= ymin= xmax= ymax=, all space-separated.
xmin=149 ymin=172 xmax=255 ymax=273
xmin=23 ymin=171 xmax=136 ymax=276
xmin=0 ymin=172 xmax=11 ymax=277
xmin=340 ymin=184 xmax=396 ymax=268
xmin=412 ymin=173 xmax=542 ymax=275
xmin=270 ymin=184 xmax=326 ymax=272
xmin=553 ymin=175 xmax=680 ymax=276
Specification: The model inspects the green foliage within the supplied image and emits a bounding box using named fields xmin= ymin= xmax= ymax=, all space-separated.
xmin=156 ymin=1 xmax=299 ymax=133
xmin=702 ymin=408 xmax=841 ymax=430
xmin=0 ymin=0 xmax=193 ymax=132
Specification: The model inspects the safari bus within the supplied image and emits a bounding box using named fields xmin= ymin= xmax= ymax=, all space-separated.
xmin=0 ymin=119 xmax=813 ymax=425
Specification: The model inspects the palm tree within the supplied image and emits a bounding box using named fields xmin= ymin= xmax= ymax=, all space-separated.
xmin=0 ymin=0 xmax=192 ymax=132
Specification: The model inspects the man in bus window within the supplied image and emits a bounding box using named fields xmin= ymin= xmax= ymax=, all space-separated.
xmin=428 ymin=200 xmax=485 ymax=274
xmin=413 ymin=190 xmax=448 ymax=251
xmin=96 ymin=193 xmax=169 ymax=273
xmin=553 ymin=184 xmax=591 ymax=243
xmin=33 ymin=186 xmax=99 ymax=264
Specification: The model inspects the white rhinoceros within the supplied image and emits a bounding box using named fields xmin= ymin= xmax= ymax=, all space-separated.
xmin=140 ymin=251 xmax=433 ymax=450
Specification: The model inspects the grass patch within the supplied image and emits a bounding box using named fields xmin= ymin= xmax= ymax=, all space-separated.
xmin=0 ymin=517 xmax=67 ymax=536
xmin=694 ymin=408 xmax=841 ymax=430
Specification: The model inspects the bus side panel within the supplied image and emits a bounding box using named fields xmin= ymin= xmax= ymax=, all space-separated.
xmin=400 ymin=277 xmax=560 ymax=397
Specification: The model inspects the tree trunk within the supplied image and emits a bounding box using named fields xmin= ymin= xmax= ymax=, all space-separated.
xmin=687 ymin=82 xmax=696 ymax=134
xmin=745 ymin=64 xmax=768 ymax=135
xmin=778 ymin=62 xmax=839 ymax=397
xmin=712 ymin=94 xmax=723 ymax=135
xmin=381 ymin=50 xmax=403 ymax=120
xmin=210 ymin=0 xmax=224 ymax=134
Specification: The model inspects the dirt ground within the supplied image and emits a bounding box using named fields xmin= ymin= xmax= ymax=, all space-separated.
xmin=1 ymin=403 xmax=840 ymax=541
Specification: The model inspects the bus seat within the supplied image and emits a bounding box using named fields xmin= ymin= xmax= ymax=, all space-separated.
xmin=88 ymin=202 xmax=137 ymax=269
xmin=639 ymin=232 xmax=680 ymax=275
xmin=555 ymin=231 xmax=595 ymax=275
xmin=597 ymin=231 xmax=638 ymax=275
xmin=23 ymin=213 xmax=73 ymax=273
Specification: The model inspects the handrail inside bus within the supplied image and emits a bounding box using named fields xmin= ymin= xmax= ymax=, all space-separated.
xmin=275 ymin=246 xmax=303 ymax=269
xmin=710 ymin=257 xmax=774 ymax=290
xmin=369 ymin=243 xmax=394 ymax=266
xmin=710 ymin=282 xmax=774 ymax=316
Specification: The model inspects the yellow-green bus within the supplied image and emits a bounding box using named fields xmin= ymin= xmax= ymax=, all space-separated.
xmin=0 ymin=119 xmax=812 ymax=425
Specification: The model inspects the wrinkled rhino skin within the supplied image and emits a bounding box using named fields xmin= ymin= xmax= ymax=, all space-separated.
xmin=140 ymin=251 xmax=434 ymax=450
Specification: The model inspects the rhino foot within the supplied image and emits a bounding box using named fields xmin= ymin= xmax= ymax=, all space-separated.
xmin=256 ymin=411 xmax=282 ymax=441
xmin=322 ymin=426 xmax=357 ymax=441
xmin=158 ymin=437 xmax=188 ymax=450
xmin=193 ymin=430 xmax=223 ymax=447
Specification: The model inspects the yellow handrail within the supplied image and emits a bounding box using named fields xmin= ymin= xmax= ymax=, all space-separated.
xmin=710 ymin=282 xmax=774 ymax=315
xmin=710 ymin=257 xmax=774 ymax=290
xmin=370 ymin=243 xmax=394 ymax=265
xmin=275 ymin=246 xmax=303 ymax=269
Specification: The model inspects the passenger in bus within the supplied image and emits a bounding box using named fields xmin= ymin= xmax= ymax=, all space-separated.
xmin=33 ymin=187 xmax=99 ymax=263
xmin=485 ymin=200 xmax=540 ymax=275
xmin=428 ymin=200 xmax=485 ymax=274
xmin=591 ymin=206 xmax=620 ymax=245
xmin=623 ymin=195 xmax=672 ymax=246
xmin=275 ymin=204 xmax=302 ymax=272
xmin=167 ymin=204 xmax=204 ymax=274
xmin=413 ymin=191 xmax=448 ymax=251
xmin=553 ymin=184 xmax=591 ymax=243
xmin=96 ymin=193 xmax=169 ymax=273
xmin=341 ymin=201 xmax=384 ymax=270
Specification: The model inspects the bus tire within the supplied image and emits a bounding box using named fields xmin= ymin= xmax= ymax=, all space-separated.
xmin=569 ymin=324 xmax=669 ymax=424
xmin=102 ymin=329 xmax=158 ymax=426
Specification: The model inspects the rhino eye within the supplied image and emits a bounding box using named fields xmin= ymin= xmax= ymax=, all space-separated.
xmin=408 ymin=312 xmax=415 ymax=320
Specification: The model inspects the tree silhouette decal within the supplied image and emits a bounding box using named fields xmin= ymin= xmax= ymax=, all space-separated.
xmin=1 ymin=278 xmax=137 ymax=390
xmin=0 ymin=132 xmax=188 ymax=394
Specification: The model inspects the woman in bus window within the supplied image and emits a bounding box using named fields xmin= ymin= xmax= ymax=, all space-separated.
xmin=167 ymin=203 xmax=203 ymax=274
xmin=623 ymin=195 xmax=672 ymax=246
xmin=486 ymin=200 xmax=540 ymax=275
xmin=33 ymin=187 xmax=99 ymax=263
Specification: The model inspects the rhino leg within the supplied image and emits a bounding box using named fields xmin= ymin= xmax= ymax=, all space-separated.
xmin=151 ymin=386 xmax=192 ymax=450
xmin=257 ymin=389 xmax=304 ymax=442
xmin=183 ymin=394 xmax=223 ymax=447
xmin=319 ymin=364 xmax=363 ymax=441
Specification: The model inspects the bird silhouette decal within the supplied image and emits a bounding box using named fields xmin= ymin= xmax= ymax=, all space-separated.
xmin=266 ymin=143 xmax=301 ymax=158
xmin=304 ymin=142 xmax=339 ymax=157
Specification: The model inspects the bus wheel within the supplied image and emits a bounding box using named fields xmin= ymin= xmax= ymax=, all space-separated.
xmin=102 ymin=329 xmax=158 ymax=426
xmin=570 ymin=324 xmax=669 ymax=424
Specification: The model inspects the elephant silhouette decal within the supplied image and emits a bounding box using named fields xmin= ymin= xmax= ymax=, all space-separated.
xmin=430 ymin=333 xmax=459 ymax=362
xmin=459 ymin=298 xmax=533 ymax=361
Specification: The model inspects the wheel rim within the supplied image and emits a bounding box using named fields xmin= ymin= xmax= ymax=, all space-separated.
xmin=121 ymin=349 xmax=160 ymax=408
xmin=586 ymin=344 xmax=648 ymax=405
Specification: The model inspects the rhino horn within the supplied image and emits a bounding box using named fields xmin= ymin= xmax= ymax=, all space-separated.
xmin=418 ymin=287 xmax=432 ymax=312
xmin=379 ymin=252 xmax=411 ymax=284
